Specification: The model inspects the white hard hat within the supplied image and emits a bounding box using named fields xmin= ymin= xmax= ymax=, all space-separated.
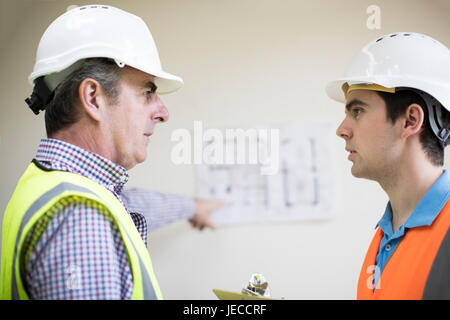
xmin=29 ymin=4 xmax=183 ymax=94
xmin=325 ymin=32 xmax=450 ymax=111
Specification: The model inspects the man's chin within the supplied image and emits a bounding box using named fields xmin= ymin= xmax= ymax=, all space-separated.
xmin=350 ymin=164 xmax=363 ymax=178
xmin=136 ymin=152 xmax=147 ymax=165
xmin=123 ymin=152 xmax=147 ymax=170
xmin=351 ymin=165 xmax=376 ymax=181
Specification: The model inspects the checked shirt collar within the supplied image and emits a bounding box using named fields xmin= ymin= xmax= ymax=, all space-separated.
xmin=35 ymin=138 xmax=129 ymax=196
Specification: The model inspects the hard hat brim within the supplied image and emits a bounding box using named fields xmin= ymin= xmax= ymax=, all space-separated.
xmin=325 ymin=79 xmax=347 ymax=103
xmin=29 ymin=56 xmax=184 ymax=95
xmin=326 ymin=77 xmax=450 ymax=112
xmin=151 ymin=69 xmax=184 ymax=94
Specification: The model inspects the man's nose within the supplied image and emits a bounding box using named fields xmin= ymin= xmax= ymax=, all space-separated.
xmin=152 ymin=95 xmax=169 ymax=123
xmin=336 ymin=118 xmax=352 ymax=140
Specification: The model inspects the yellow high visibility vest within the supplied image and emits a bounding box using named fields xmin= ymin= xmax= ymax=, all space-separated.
xmin=1 ymin=160 xmax=163 ymax=300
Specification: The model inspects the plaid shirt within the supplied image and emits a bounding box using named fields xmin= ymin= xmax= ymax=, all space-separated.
xmin=22 ymin=138 xmax=194 ymax=299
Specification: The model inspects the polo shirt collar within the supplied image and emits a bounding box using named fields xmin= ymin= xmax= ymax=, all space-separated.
xmin=376 ymin=170 xmax=450 ymax=237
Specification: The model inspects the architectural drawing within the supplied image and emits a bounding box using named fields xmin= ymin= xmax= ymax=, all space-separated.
xmin=195 ymin=122 xmax=337 ymax=225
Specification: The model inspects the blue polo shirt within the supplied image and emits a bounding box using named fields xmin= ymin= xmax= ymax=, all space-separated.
xmin=373 ymin=170 xmax=450 ymax=289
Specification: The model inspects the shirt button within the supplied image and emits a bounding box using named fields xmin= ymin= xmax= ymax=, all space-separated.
xmin=119 ymin=175 xmax=127 ymax=183
xmin=385 ymin=244 xmax=392 ymax=251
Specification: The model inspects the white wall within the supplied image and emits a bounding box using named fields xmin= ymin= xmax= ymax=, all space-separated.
xmin=1 ymin=0 xmax=449 ymax=299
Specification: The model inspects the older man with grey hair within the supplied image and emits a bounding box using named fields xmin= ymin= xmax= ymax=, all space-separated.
xmin=1 ymin=5 xmax=222 ymax=300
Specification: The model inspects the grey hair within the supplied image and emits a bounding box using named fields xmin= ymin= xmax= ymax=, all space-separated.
xmin=44 ymin=58 xmax=123 ymax=137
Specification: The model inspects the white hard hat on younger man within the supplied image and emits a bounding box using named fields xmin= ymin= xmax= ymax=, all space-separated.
xmin=29 ymin=4 xmax=183 ymax=95
xmin=325 ymin=32 xmax=450 ymax=111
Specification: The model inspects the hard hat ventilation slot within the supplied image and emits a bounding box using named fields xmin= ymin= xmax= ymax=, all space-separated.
xmin=376 ymin=38 xmax=383 ymax=42
xmin=79 ymin=5 xmax=108 ymax=10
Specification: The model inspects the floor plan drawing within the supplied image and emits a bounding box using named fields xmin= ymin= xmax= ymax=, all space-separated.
xmin=195 ymin=122 xmax=337 ymax=225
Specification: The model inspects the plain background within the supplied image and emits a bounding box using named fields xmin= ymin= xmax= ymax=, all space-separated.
xmin=1 ymin=0 xmax=449 ymax=299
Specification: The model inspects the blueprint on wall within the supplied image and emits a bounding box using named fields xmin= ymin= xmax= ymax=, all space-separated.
xmin=195 ymin=122 xmax=337 ymax=225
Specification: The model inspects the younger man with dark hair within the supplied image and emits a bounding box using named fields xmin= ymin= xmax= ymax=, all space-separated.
xmin=327 ymin=32 xmax=450 ymax=299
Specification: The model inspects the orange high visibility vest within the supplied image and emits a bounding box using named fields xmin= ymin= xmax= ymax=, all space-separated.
xmin=357 ymin=201 xmax=450 ymax=300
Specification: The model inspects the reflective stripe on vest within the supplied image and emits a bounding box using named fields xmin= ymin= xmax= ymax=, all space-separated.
xmin=1 ymin=161 xmax=162 ymax=300
xmin=357 ymin=201 xmax=450 ymax=300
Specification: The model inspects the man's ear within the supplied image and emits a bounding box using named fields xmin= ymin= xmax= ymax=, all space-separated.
xmin=78 ymin=78 xmax=108 ymax=121
xmin=401 ymin=103 xmax=425 ymax=139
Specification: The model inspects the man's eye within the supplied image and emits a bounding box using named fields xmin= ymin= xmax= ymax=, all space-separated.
xmin=351 ymin=108 xmax=363 ymax=118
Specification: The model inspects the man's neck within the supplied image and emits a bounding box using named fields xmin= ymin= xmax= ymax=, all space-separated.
xmin=379 ymin=157 xmax=443 ymax=233
xmin=50 ymin=124 xmax=114 ymax=163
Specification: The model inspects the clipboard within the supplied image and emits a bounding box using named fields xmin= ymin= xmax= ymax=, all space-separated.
xmin=213 ymin=288 xmax=275 ymax=300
